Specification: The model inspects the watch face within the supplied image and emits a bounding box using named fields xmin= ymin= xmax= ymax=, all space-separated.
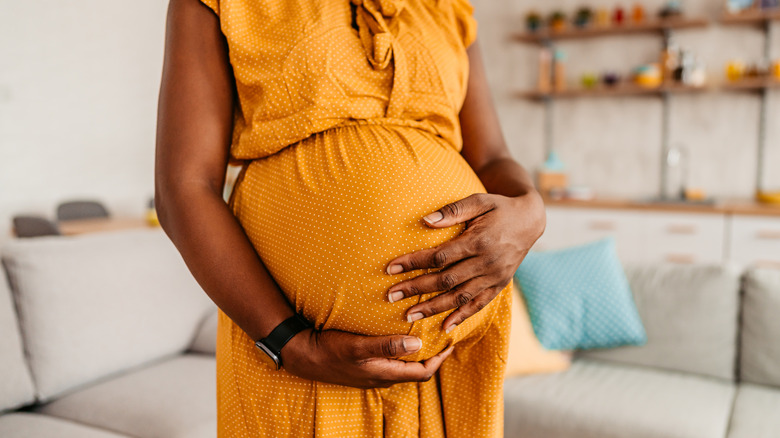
xmin=255 ymin=341 xmax=281 ymax=370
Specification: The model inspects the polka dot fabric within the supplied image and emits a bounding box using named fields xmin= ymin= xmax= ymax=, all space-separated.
xmin=199 ymin=0 xmax=511 ymax=437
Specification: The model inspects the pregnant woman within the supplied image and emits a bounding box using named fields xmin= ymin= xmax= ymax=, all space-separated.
xmin=155 ymin=0 xmax=545 ymax=436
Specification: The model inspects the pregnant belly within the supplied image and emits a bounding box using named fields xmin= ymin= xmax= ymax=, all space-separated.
xmin=230 ymin=123 xmax=504 ymax=362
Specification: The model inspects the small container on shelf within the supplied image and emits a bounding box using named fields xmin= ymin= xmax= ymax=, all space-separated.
xmin=613 ymin=4 xmax=626 ymax=25
xmin=659 ymin=0 xmax=684 ymax=18
xmin=581 ymin=73 xmax=599 ymax=89
xmin=596 ymin=8 xmax=611 ymax=27
xmin=574 ymin=7 xmax=594 ymax=28
xmin=537 ymin=151 xmax=568 ymax=199
xmin=726 ymin=59 xmax=746 ymax=82
xmin=549 ymin=10 xmax=567 ymax=32
xmin=773 ymin=60 xmax=780 ymax=80
xmin=632 ymin=3 xmax=646 ymax=23
xmin=526 ymin=11 xmax=543 ymax=32
xmin=725 ymin=0 xmax=756 ymax=14
xmin=633 ymin=63 xmax=662 ymax=88
xmin=602 ymin=71 xmax=621 ymax=87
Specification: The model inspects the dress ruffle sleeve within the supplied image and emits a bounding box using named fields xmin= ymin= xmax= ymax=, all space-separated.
xmin=199 ymin=0 xmax=219 ymax=16
xmin=451 ymin=0 xmax=478 ymax=49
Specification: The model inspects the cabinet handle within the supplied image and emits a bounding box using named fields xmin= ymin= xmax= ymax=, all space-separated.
xmin=665 ymin=254 xmax=696 ymax=264
xmin=756 ymin=230 xmax=780 ymax=240
xmin=666 ymin=224 xmax=697 ymax=235
xmin=588 ymin=221 xmax=616 ymax=231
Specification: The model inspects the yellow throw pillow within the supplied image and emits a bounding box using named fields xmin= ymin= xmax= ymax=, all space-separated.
xmin=505 ymin=284 xmax=572 ymax=377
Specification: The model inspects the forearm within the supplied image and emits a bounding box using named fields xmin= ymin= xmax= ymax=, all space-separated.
xmin=473 ymin=156 xmax=539 ymax=199
xmin=156 ymin=183 xmax=294 ymax=342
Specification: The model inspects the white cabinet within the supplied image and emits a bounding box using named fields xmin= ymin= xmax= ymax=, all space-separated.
xmin=536 ymin=206 xmax=732 ymax=265
xmin=642 ymin=212 xmax=726 ymax=265
xmin=535 ymin=207 xmax=644 ymax=263
xmin=729 ymin=215 xmax=780 ymax=268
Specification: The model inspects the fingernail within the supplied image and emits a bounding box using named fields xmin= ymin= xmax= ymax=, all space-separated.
xmin=423 ymin=211 xmax=444 ymax=224
xmin=403 ymin=337 xmax=422 ymax=352
xmin=388 ymin=291 xmax=404 ymax=303
xmin=445 ymin=324 xmax=457 ymax=334
xmin=407 ymin=312 xmax=424 ymax=323
xmin=387 ymin=264 xmax=403 ymax=275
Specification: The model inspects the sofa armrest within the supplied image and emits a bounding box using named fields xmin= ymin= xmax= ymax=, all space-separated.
xmin=188 ymin=307 xmax=218 ymax=355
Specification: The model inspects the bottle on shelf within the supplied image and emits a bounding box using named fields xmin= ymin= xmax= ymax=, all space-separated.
xmin=553 ymin=49 xmax=567 ymax=92
xmin=660 ymin=38 xmax=679 ymax=84
xmin=537 ymin=48 xmax=552 ymax=93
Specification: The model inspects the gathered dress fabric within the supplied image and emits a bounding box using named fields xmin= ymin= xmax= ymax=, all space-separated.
xmin=197 ymin=0 xmax=513 ymax=436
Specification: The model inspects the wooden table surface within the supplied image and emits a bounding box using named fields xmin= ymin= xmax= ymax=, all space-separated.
xmin=58 ymin=217 xmax=157 ymax=236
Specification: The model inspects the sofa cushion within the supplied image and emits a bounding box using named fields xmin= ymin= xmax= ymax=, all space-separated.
xmin=727 ymin=383 xmax=780 ymax=438
xmin=188 ymin=306 xmax=218 ymax=355
xmin=513 ymin=237 xmax=647 ymax=350
xmin=579 ymin=263 xmax=740 ymax=380
xmin=32 ymin=354 xmax=215 ymax=438
xmin=1 ymin=229 xmax=214 ymax=402
xmin=0 ymin=269 xmax=36 ymax=413
xmin=504 ymin=359 xmax=735 ymax=438
xmin=0 ymin=412 xmax=127 ymax=437
xmin=740 ymin=267 xmax=780 ymax=387
xmin=505 ymin=284 xmax=571 ymax=377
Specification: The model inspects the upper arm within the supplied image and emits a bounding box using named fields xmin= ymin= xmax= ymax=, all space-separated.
xmin=458 ymin=38 xmax=512 ymax=172
xmin=155 ymin=0 xmax=235 ymax=202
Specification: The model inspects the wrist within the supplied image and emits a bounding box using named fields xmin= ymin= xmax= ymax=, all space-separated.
xmin=279 ymin=327 xmax=314 ymax=369
xmin=511 ymin=189 xmax=546 ymax=239
xmin=254 ymin=314 xmax=312 ymax=370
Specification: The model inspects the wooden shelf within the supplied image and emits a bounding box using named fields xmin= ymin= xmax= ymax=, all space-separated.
xmin=721 ymin=77 xmax=780 ymax=92
xmin=512 ymin=17 xmax=709 ymax=43
xmin=515 ymin=83 xmax=708 ymax=100
xmin=720 ymin=9 xmax=780 ymax=26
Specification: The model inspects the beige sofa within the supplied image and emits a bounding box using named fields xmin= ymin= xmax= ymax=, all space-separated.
xmin=0 ymin=229 xmax=219 ymax=437
xmin=504 ymin=264 xmax=780 ymax=438
xmin=1 ymin=228 xmax=779 ymax=437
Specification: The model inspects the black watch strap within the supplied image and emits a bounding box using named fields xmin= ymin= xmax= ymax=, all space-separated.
xmin=259 ymin=313 xmax=311 ymax=357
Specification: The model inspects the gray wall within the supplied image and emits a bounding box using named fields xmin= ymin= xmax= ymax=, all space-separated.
xmin=473 ymin=0 xmax=780 ymax=199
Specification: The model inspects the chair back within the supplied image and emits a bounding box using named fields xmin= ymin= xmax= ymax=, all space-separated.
xmin=12 ymin=216 xmax=61 ymax=238
xmin=56 ymin=201 xmax=110 ymax=221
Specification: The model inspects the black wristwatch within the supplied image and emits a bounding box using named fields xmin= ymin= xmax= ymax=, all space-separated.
xmin=254 ymin=313 xmax=311 ymax=370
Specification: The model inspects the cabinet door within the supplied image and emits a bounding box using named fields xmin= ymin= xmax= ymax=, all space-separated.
xmin=642 ymin=212 xmax=726 ymax=265
xmin=534 ymin=207 xmax=643 ymax=263
xmin=729 ymin=215 xmax=780 ymax=268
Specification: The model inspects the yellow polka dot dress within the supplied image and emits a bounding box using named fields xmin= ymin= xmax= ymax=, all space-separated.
xmin=198 ymin=0 xmax=513 ymax=436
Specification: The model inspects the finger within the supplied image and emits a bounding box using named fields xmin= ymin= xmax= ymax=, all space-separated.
xmin=421 ymin=193 xmax=496 ymax=228
xmin=442 ymin=288 xmax=500 ymax=333
xmin=404 ymin=277 xmax=491 ymax=321
xmin=352 ymin=335 xmax=423 ymax=360
xmin=373 ymin=345 xmax=455 ymax=384
xmin=385 ymin=234 xmax=474 ymax=276
xmin=387 ymin=257 xmax=485 ymax=304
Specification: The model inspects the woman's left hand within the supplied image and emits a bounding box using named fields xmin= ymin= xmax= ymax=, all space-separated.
xmin=384 ymin=190 xmax=546 ymax=333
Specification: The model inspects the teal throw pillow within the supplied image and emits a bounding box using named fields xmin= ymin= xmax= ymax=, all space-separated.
xmin=513 ymin=237 xmax=647 ymax=351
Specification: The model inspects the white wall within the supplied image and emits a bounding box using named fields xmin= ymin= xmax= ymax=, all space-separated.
xmin=0 ymin=0 xmax=168 ymax=244
xmin=0 ymin=0 xmax=777 ymax=246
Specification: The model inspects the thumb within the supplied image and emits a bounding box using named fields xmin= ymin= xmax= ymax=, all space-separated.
xmin=422 ymin=194 xmax=495 ymax=228
xmin=356 ymin=335 xmax=422 ymax=359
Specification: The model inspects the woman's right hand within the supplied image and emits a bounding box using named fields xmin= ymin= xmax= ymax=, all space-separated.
xmin=280 ymin=329 xmax=454 ymax=389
